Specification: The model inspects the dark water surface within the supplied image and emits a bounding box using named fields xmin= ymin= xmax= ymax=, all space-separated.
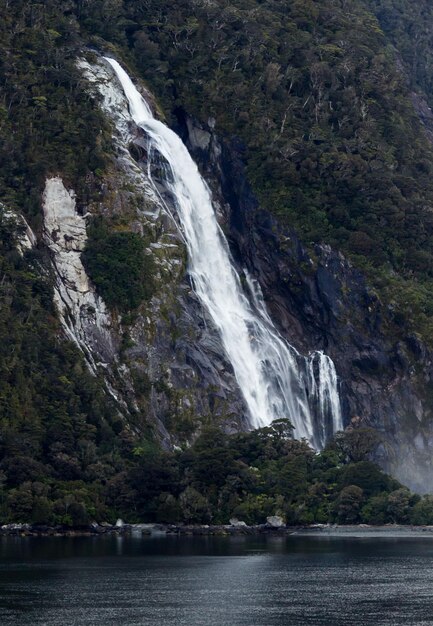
xmin=1 ymin=533 xmax=433 ymax=625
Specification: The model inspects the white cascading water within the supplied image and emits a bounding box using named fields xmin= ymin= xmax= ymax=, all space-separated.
xmin=105 ymin=57 xmax=343 ymax=448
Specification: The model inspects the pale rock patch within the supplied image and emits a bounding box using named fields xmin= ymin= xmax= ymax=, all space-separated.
xmin=43 ymin=176 xmax=116 ymax=369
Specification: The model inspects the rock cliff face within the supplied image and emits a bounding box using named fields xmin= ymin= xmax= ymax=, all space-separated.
xmin=42 ymin=55 xmax=432 ymax=490
xmin=43 ymin=57 xmax=248 ymax=445
xmin=175 ymin=112 xmax=433 ymax=492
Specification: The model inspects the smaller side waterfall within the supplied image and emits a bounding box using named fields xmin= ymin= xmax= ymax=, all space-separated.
xmin=104 ymin=57 xmax=343 ymax=448
xmin=305 ymin=352 xmax=343 ymax=449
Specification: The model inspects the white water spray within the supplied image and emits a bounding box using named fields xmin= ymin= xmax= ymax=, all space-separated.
xmin=104 ymin=57 xmax=343 ymax=447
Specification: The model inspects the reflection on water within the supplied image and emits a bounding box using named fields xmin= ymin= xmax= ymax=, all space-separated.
xmin=1 ymin=534 xmax=433 ymax=625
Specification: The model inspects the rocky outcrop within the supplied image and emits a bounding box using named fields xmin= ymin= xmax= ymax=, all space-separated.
xmin=43 ymin=177 xmax=116 ymax=370
xmin=1 ymin=203 xmax=36 ymax=254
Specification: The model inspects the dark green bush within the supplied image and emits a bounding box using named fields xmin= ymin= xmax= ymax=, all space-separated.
xmin=83 ymin=221 xmax=156 ymax=311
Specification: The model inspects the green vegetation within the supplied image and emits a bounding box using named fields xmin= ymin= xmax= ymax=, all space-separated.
xmin=0 ymin=2 xmax=160 ymax=526
xmin=2 ymin=418 xmax=431 ymax=527
xmin=117 ymin=0 xmax=433 ymax=262
xmin=0 ymin=0 xmax=111 ymax=230
xmin=0 ymin=207 xmax=129 ymax=526
xmin=368 ymin=0 xmax=433 ymax=108
xmin=124 ymin=421 xmax=428 ymax=526
xmin=83 ymin=218 xmax=156 ymax=312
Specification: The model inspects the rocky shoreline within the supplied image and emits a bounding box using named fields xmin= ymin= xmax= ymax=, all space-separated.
xmin=3 ymin=521 xmax=433 ymax=538
xmin=0 ymin=521 xmax=295 ymax=538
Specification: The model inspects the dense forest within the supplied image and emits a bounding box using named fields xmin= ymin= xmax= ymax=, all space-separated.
xmin=3 ymin=415 xmax=433 ymax=527
xmin=2 ymin=0 xmax=433 ymax=526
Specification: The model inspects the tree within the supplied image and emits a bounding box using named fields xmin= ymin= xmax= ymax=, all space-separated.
xmin=336 ymin=485 xmax=364 ymax=524
xmin=156 ymin=493 xmax=181 ymax=523
xmin=386 ymin=488 xmax=414 ymax=523
xmin=179 ymin=487 xmax=211 ymax=523
xmin=82 ymin=225 xmax=156 ymax=311
xmin=361 ymin=492 xmax=389 ymax=524
xmin=410 ymin=496 xmax=433 ymax=525
xmin=340 ymin=461 xmax=395 ymax=498
xmin=334 ymin=427 xmax=381 ymax=463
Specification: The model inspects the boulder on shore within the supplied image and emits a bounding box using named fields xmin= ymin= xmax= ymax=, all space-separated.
xmin=229 ymin=518 xmax=248 ymax=528
xmin=266 ymin=515 xmax=285 ymax=528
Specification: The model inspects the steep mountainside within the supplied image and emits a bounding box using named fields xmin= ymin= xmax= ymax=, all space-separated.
xmin=2 ymin=0 xmax=433 ymax=524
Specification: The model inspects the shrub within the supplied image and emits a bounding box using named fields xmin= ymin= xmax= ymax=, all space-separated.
xmin=83 ymin=221 xmax=156 ymax=311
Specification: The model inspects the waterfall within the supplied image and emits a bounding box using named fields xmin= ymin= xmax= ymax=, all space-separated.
xmin=104 ymin=57 xmax=343 ymax=448
xmin=305 ymin=351 xmax=343 ymax=449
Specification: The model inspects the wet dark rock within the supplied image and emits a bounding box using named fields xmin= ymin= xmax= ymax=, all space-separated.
xmin=181 ymin=114 xmax=433 ymax=493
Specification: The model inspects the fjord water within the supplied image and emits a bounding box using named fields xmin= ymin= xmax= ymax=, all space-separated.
xmin=105 ymin=58 xmax=342 ymax=446
xmin=2 ymin=534 xmax=433 ymax=625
